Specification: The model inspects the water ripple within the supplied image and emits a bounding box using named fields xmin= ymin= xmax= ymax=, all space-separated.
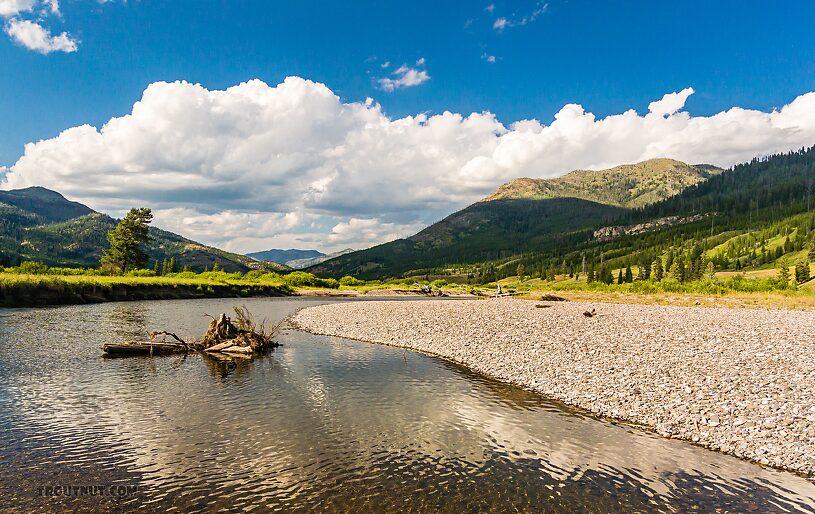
xmin=0 ymin=298 xmax=813 ymax=512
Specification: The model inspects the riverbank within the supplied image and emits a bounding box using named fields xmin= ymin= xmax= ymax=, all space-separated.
xmin=292 ymin=298 xmax=815 ymax=476
xmin=0 ymin=272 xmax=477 ymax=307
xmin=0 ymin=273 xmax=291 ymax=307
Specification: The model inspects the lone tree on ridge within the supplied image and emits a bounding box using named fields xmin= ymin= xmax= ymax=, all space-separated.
xmin=101 ymin=208 xmax=153 ymax=272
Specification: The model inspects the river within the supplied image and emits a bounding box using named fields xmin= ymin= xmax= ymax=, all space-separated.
xmin=0 ymin=298 xmax=813 ymax=512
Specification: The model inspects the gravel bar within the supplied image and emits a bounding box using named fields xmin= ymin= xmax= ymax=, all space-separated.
xmin=292 ymin=298 xmax=815 ymax=476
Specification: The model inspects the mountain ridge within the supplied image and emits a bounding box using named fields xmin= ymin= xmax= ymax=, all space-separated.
xmin=308 ymin=158 xmax=726 ymax=279
xmin=0 ymin=187 xmax=283 ymax=272
xmin=246 ymin=249 xmax=325 ymax=266
xmin=484 ymin=159 xmax=722 ymax=208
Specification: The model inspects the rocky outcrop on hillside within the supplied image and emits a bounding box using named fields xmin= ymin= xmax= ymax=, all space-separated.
xmin=593 ymin=214 xmax=708 ymax=240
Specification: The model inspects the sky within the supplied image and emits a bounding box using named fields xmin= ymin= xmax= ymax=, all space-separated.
xmin=1 ymin=0 xmax=815 ymax=253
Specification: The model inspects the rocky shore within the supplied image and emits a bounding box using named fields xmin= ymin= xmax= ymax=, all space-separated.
xmin=292 ymin=299 xmax=815 ymax=476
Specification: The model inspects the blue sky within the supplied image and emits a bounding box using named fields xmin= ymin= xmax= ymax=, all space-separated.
xmin=2 ymin=1 xmax=815 ymax=252
xmin=3 ymin=0 xmax=814 ymax=166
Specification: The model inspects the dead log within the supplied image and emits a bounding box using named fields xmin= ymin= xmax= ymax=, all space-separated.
xmin=103 ymin=306 xmax=280 ymax=357
xmin=221 ymin=345 xmax=253 ymax=354
xmin=204 ymin=340 xmax=235 ymax=352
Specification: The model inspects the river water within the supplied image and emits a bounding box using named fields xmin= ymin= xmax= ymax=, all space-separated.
xmin=0 ymin=297 xmax=813 ymax=512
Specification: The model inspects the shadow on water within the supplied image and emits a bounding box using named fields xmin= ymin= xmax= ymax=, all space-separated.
xmin=0 ymin=297 xmax=813 ymax=513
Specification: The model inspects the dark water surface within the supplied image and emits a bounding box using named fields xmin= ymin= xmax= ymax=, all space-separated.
xmin=0 ymin=298 xmax=813 ymax=513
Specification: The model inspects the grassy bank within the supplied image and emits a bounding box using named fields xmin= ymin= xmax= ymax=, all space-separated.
xmin=487 ymin=267 xmax=815 ymax=310
xmin=0 ymin=271 xmax=301 ymax=308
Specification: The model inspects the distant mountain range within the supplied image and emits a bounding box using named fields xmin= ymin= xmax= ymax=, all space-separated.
xmin=246 ymin=249 xmax=325 ymax=264
xmin=0 ymin=187 xmax=284 ymax=272
xmin=246 ymin=248 xmax=355 ymax=269
xmin=309 ymin=152 xmax=813 ymax=280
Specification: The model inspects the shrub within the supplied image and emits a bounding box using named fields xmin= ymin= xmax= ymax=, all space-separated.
xmin=282 ymin=271 xmax=340 ymax=289
xmin=18 ymin=261 xmax=48 ymax=274
xmin=44 ymin=267 xmax=93 ymax=276
xmin=100 ymin=262 xmax=124 ymax=276
xmin=431 ymin=279 xmax=448 ymax=288
xmin=171 ymin=271 xmax=198 ymax=279
xmin=197 ymin=271 xmax=243 ymax=282
xmin=127 ymin=269 xmax=157 ymax=277
xmin=339 ymin=275 xmax=365 ymax=286
xmin=243 ymin=270 xmax=266 ymax=280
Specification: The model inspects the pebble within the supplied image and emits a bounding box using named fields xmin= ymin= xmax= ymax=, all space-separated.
xmin=292 ymin=298 xmax=815 ymax=476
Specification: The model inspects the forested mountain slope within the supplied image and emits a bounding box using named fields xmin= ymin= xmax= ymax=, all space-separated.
xmin=0 ymin=187 xmax=282 ymax=272
xmin=309 ymin=158 xmax=723 ymax=279
xmin=493 ymin=146 xmax=815 ymax=283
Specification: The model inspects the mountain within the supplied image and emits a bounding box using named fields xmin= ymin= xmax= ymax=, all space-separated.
xmin=0 ymin=187 xmax=95 ymax=222
xmin=501 ymin=147 xmax=815 ymax=282
xmin=246 ymin=249 xmax=325 ymax=265
xmin=485 ymin=159 xmax=722 ymax=208
xmin=0 ymin=187 xmax=284 ymax=272
xmin=309 ymin=159 xmax=722 ymax=279
xmin=286 ymin=248 xmax=355 ymax=269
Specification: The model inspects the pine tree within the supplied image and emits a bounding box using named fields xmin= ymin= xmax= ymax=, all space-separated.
xmin=167 ymin=256 xmax=177 ymax=274
xmin=670 ymin=256 xmax=686 ymax=282
xmin=651 ymin=258 xmax=664 ymax=281
xmin=617 ymin=269 xmax=624 ymax=285
xmin=100 ymin=208 xmax=153 ymax=272
xmin=778 ymin=258 xmax=790 ymax=287
xmin=796 ymin=260 xmax=811 ymax=284
xmin=637 ymin=256 xmax=650 ymax=280
xmin=161 ymin=259 xmax=169 ymax=276
xmin=516 ymin=263 xmax=525 ymax=281
xmin=624 ymin=264 xmax=633 ymax=283
xmin=599 ymin=266 xmax=613 ymax=284
xmin=690 ymin=244 xmax=704 ymax=280
xmin=152 ymin=259 xmax=160 ymax=275
xmin=212 ymin=262 xmax=222 ymax=272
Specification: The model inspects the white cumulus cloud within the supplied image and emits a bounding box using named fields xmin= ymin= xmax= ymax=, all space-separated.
xmin=0 ymin=0 xmax=35 ymax=17
xmin=378 ymin=61 xmax=430 ymax=92
xmin=648 ymin=87 xmax=695 ymax=117
xmin=4 ymin=18 xmax=76 ymax=53
xmin=3 ymin=79 xmax=815 ymax=252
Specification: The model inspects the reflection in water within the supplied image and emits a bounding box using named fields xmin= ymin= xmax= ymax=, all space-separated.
xmin=0 ymin=298 xmax=813 ymax=513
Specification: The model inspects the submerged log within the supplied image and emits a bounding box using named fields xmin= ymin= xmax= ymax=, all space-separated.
xmin=102 ymin=341 xmax=189 ymax=356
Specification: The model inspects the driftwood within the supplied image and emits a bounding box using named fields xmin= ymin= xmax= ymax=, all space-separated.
xmin=101 ymin=341 xmax=188 ymax=356
xmin=198 ymin=307 xmax=278 ymax=353
xmin=102 ymin=306 xmax=280 ymax=357
xmin=221 ymin=345 xmax=253 ymax=354
xmin=204 ymin=340 xmax=234 ymax=352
